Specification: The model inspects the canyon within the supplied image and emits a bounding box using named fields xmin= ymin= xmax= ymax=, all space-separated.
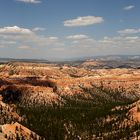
xmin=0 ymin=59 xmax=140 ymax=139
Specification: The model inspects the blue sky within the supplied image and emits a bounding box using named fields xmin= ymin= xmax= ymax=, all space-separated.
xmin=0 ymin=0 xmax=140 ymax=60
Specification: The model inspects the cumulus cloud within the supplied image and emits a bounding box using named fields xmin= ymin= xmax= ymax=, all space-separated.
xmin=123 ymin=5 xmax=135 ymax=10
xmin=98 ymin=36 xmax=140 ymax=48
xmin=118 ymin=28 xmax=140 ymax=35
xmin=16 ymin=0 xmax=41 ymax=4
xmin=66 ymin=34 xmax=89 ymax=39
xmin=64 ymin=16 xmax=104 ymax=27
xmin=1 ymin=25 xmax=140 ymax=59
xmin=125 ymin=36 xmax=139 ymax=40
xmin=48 ymin=37 xmax=59 ymax=40
xmin=0 ymin=26 xmax=33 ymax=35
xmin=0 ymin=25 xmax=64 ymax=50
xmin=66 ymin=35 xmax=140 ymax=56
xmin=32 ymin=27 xmax=46 ymax=32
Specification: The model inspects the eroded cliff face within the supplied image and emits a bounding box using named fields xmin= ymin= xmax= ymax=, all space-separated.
xmin=0 ymin=62 xmax=140 ymax=139
xmin=0 ymin=62 xmax=140 ymax=105
xmin=0 ymin=95 xmax=42 ymax=140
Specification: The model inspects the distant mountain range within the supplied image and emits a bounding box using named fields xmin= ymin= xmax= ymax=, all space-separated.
xmin=0 ymin=55 xmax=140 ymax=63
xmin=0 ymin=58 xmax=49 ymax=63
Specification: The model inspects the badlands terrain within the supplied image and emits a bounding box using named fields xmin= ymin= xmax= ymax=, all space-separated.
xmin=0 ymin=58 xmax=140 ymax=139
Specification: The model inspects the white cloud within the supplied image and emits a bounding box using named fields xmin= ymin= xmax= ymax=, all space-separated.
xmin=16 ymin=0 xmax=41 ymax=4
xmin=67 ymin=35 xmax=140 ymax=54
xmin=118 ymin=28 xmax=140 ymax=35
xmin=0 ymin=26 xmax=33 ymax=35
xmin=32 ymin=27 xmax=46 ymax=31
xmin=18 ymin=45 xmax=31 ymax=49
xmin=125 ymin=36 xmax=139 ymax=40
xmin=123 ymin=5 xmax=135 ymax=10
xmin=0 ymin=40 xmax=16 ymax=45
xmin=0 ymin=39 xmax=17 ymax=48
xmin=98 ymin=36 xmax=140 ymax=47
xmin=1 ymin=25 xmax=140 ymax=59
xmin=0 ymin=26 xmax=64 ymax=49
xmin=66 ymin=34 xmax=89 ymax=39
xmin=48 ymin=37 xmax=59 ymax=40
xmin=51 ymin=47 xmax=65 ymax=51
xmin=64 ymin=16 xmax=104 ymax=27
